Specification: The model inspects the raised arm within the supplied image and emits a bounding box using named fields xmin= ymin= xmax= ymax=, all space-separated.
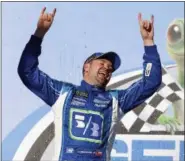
xmin=118 ymin=13 xmax=162 ymax=114
xmin=18 ymin=7 xmax=69 ymax=106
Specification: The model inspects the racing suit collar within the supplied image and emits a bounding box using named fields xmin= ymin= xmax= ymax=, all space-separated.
xmin=81 ymin=80 xmax=105 ymax=92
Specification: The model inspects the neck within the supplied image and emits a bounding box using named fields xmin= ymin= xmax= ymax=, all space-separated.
xmin=83 ymin=77 xmax=95 ymax=86
xmin=81 ymin=80 xmax=106 ymax=92
xmin=83 ymin=77 xmax=106 ymax=88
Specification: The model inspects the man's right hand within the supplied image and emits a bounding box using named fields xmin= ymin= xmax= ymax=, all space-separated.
xmin=34 ymin=7 xmax=56 ymax=38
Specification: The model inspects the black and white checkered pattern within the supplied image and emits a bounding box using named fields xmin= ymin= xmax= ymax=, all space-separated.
xmin=116 ymin=66 xmax=184 ymax=134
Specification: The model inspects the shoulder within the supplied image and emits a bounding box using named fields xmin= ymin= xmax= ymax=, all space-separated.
xmin=59 ymin=81 xmax=77 ymax=94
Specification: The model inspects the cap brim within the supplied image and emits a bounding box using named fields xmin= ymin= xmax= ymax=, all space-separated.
xmin=95 ymin=52 xmax=121 ymax=72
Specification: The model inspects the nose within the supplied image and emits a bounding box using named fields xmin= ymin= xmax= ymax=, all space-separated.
xmin=103 ymin=63 xmax=110 ymax=71
xmin=104 ymin=64 xmax=113 ymax=73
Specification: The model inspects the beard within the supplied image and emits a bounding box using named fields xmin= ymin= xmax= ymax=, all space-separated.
xmin=95 ymin=70 xmax=111 ymax=87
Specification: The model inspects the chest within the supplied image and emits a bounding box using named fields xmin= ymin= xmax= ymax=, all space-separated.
xmin=70 ymin=90 xmax=112 ymax=110
xmin=63 ymin=89 xmax=113 ymax=142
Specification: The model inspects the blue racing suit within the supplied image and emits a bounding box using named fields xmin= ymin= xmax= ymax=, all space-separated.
xmin=18 ymin=35 xmax=162 ymax=161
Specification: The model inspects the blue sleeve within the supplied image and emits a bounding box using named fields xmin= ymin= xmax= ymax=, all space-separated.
xmin=118 ymin=45 xmax=162 ymax=114
xmin=17 ymin=35 xmax=71 ymax=106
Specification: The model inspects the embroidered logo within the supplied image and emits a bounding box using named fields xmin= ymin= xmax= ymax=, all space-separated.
xmin=145 ymin=63 xmax=152 ymax=76
xmin=69 ymin=108 xmax=104 ymax=144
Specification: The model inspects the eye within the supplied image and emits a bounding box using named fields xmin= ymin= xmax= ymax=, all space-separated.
xmin=108 ymin=67 xmax=113 ymax=72
xmin=166 ymin=19 xmax=184 ymax=56
xmin=99 ymin=62 xmax=104 ymax=65
xmin=167 ymin=24 xmax=182 ymax=44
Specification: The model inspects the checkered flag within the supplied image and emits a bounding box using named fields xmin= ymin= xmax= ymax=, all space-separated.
xmin=108 ymin=66 xmax=184 ymax=134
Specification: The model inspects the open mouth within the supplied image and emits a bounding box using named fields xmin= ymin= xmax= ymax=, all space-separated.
xmin=98 ymin=71 xmax=110 ymax=80
xmin=98 ymin=73 xmax=106 ymax=79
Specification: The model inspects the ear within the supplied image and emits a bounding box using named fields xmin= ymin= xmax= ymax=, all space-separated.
xmin=84 ymin=63 xmax=90 ymax=74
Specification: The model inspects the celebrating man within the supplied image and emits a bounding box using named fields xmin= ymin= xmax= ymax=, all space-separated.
xmin=18 ymin=7 xmax=162 ymax=161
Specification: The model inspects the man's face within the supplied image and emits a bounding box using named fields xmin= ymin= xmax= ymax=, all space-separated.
xmin=84 ymin=58 xmax=113 ymax=87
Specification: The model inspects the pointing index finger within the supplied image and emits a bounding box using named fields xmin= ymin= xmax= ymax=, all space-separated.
xmin=41 ymin=7 xmax=46 ymax=15
xmin=138 ymin=13 xmax=142 ymax=25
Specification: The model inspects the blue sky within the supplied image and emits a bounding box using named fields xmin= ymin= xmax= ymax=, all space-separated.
xmin=2 ymin=2 xmax=184 ymax=139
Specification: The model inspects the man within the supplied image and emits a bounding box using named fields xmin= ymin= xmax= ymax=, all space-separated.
xmin=18 ymin=7 xmax=162 ymax=161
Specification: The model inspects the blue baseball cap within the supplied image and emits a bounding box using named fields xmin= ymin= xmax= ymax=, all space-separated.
xmin=84 ymin=51 xmax=121 ymax=72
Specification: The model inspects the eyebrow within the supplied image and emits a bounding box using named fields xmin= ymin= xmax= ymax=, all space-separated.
xmin=102 ymin=59 xmax=112 ymax=66
xmin=97 ymin=59 xmax=113 ymax=69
